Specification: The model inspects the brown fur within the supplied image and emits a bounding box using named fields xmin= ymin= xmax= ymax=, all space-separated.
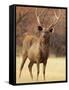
xmin=19 ymin=28 xmax=53 ymax=80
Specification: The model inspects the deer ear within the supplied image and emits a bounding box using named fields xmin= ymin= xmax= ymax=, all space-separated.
xmin=49 ymin=28 xmax=54 ymax=33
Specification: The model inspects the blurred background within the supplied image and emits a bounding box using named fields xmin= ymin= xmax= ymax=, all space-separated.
xmin=16 ymin=6 xmax=66 ymax=57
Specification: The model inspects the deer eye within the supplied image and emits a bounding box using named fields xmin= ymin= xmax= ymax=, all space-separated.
xmin=38 ymin=26 xmax=43 ymax=31
xmin=49 ymin=28 xmax=53 ymax=32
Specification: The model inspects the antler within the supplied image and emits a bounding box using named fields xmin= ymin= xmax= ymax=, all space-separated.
xmin=48 ymin=9 xmax=61 ymax=29
xmin=35 ymin=8 xmax=41 ymax=25
xmin=35 ymin=8 xmax=45 ymax=26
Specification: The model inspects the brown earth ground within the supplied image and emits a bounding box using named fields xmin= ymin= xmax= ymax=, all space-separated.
xmin=16 ymin=56 xmax=66 ymax=83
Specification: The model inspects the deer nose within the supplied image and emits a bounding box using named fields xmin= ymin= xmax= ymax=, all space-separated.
xmin=42 ymin=32 xmax=46 ymax=38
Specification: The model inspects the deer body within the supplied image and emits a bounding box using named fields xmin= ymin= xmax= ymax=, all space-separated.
xmin=28 ymin=37 xmax=49 ymax=63
xmin=19 ymin=30 xmax=51 ymax=80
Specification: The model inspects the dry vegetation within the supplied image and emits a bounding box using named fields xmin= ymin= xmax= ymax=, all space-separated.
xmin=16 ymin=56 xmax=66 ymax=83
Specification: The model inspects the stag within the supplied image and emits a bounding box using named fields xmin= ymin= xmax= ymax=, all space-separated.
xmin=19 ymin=8 xmax=61 ymax=80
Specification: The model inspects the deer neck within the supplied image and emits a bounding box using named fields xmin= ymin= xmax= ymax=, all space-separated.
xmin=40 ymin=37 xmax=50 ymax=47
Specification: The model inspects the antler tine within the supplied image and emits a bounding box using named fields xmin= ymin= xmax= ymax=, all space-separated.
xmin=35 ymin=8 xmax=45 ymax=25
xmin=54 ymin=9 xmax=61 ymax=23
xmin=35 ymin=8 xmax=41 ymax=25
xmin=35 ymin=8 xmax=49 ymax=27
xmin=42 ymin=9 xmax=49 ymax=24
xmin=54 ymin=10 xmax=59 ymax=20
xmin=48 ymin=9 xmax=61 ymax=29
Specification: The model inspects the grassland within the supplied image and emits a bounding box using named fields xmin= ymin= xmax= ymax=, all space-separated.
xmin=16 ymin=56 xmax=66 ymax=83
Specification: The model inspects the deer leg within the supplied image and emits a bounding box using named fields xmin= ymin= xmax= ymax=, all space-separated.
xmin=43 ymin=61 xmax=47 ymax=80
xmin=28 ymin=62 xmax=33 ymax=79
xmin=19 ymin=52 xmax=27 ymax=78
xmin=37 ymin=63 xmax=39 ymax=80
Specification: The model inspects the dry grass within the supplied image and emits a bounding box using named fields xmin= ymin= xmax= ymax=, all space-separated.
xmin=16 ymin=56 xmax=66 ymax=83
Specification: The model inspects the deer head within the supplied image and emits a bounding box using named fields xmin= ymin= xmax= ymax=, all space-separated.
xmin=35 ymin=8 xmax=61 ymax=35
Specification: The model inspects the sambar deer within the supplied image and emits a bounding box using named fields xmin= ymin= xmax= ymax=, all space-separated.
xmin=19 ymin=8 xmax=61 ymax=80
